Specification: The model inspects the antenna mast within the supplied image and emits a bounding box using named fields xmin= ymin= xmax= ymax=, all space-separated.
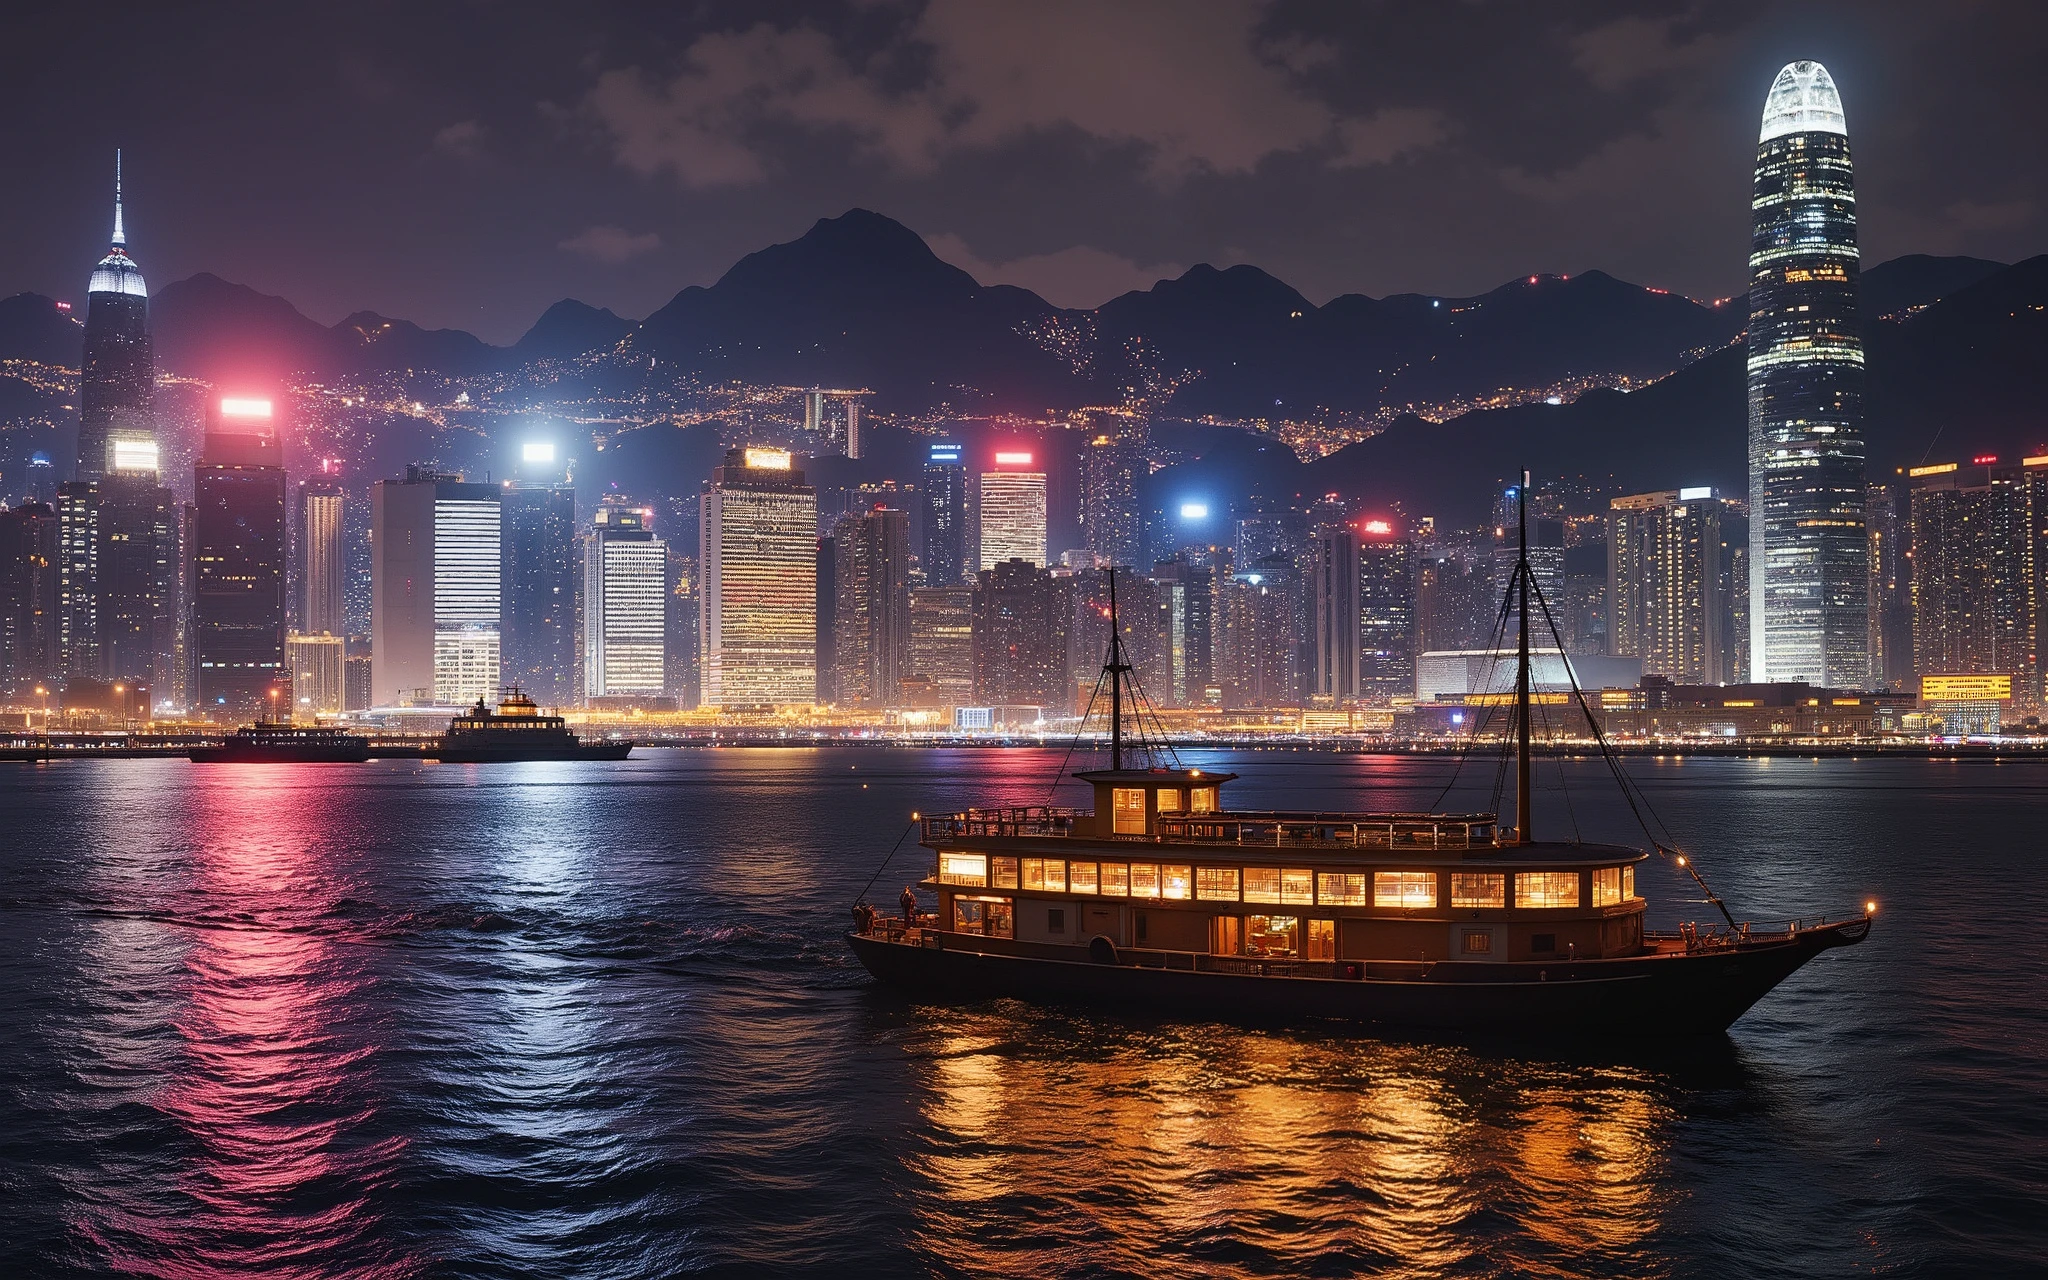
xmin=1106 ymin=567 xmax=1130 ymax=770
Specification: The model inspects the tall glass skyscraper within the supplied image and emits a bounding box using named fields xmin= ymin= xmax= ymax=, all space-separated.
xmin=371 ymin=467 xmax=501 ymax=706
xmin=501 ymin=480 xmax=579 ymax=706
xmin=922 ymin=443 xmax=968 ymax=586
xmin=583 ymin=502 xmax=668 ymax=700
xmin=80 ymin=153 xmax=154 ymax=483
xmin=700 ymin=448 xmax=817 ymax=707
xmin=193 ymin=400 xmax=288 ymax=720
xmin=1748 ymin=61 xmax=1870 ymax=686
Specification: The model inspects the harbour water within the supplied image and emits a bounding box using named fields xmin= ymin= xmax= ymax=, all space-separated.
xmin=1 ymin=749 xmax=2040 ymax=1278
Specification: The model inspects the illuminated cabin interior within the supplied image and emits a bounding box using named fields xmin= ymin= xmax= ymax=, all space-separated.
xmin=923 ymin=767 xmax=1647 ymax=966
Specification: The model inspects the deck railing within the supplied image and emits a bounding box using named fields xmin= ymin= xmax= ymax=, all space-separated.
xmin=921 ymin=807 xmax=1498 ymax=850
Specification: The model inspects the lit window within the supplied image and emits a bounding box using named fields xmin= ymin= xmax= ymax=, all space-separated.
xmin=1592 ymin=867 xmax=1624 ymax=906
xmin=1317 ymin=872 xmax=1368 ymax=906
xmin=1244 ymin=867 xmax=1282 ymax=903
xmin=1244 ymin=914 xmax=1298 ymax=956
xmin=1113 ymin=788 xmax=1147 ymax=834
xmin=991 ymin=857 xmax=1019 ymax=890
xmin=1451 ymin=873 xmax=1505 ymax=908
xmin=1622 ymin=865 xmax=1635 ymax=900
xmin=939 ymin=853 xmax=987 ymax=886
xmin=1306 ymin=919 xmax=1336 ymax=960
xmin=1130 ymin=863 xmax=1160 ymax=898
xmin=1197 ymin=867 xmax=1240 ymax=901
xmin=1191 ymin=786 xmax=1219 ymax=814
xmin=1162 ymin=865 xmax=1191 ymax=900
xmin=1156 ymin=788 xmax=1184 ymax=813
xmin=1374 ymin=871 xmax=1436 ymax=908
xmin=1099 ymin=863 xmax=1130 ymax=897
xmin=1516 ymin=872 xmax=1581 ymax=908
xmin=1281 ymin=869 xmax=1315 ymax=905
xmin=1462 ymin=930 xmax=1493 ymax=955
xmin=1022 ymin=858 xmax=1066 ymax=893
xmin=1069 ymin=862 xmax=1099 ymax=894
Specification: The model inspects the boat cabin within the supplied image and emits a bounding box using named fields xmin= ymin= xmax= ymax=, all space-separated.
xmin=920 ymin=767 xmax=1647 ymax=968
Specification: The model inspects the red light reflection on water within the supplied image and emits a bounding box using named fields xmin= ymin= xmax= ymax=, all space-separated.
xmin=103 ymin=765 xmax=410 ymax=1279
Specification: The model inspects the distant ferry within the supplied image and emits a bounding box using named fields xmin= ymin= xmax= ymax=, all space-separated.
xmin=849 ymin=473 xmax=1872 ymax=1037
xmin=189 ymin=722 xmax=371 ymax=764
xmin=436 ymin=689 xmax=632 ymax=763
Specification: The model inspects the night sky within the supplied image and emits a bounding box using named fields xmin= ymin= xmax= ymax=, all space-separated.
xmin=5 ymin=1 xmax=2043 ymax=343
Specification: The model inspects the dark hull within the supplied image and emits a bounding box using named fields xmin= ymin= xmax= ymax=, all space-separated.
xmin=189 ymin=744 xmax=370 ymax=763
xmin=435 ymin=742 xmax=632 ymax=763
xmin=848 ymin=919 xmax=1869 ymax=1037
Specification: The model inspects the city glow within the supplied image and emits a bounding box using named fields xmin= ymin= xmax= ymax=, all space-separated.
xmin=1179 ymin=503 xmax=1209 ymax=519
xmin=743 ymin=448 xmax=793 ymax=470
xmin=522 ymin=441 xmax=556 ymax=463
xmin=994 ymin=451 xmax=1034 ymax=466
xmin=220 ymin=397 xmax=274 ymax=419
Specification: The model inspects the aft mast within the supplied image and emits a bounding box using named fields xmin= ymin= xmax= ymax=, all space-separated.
xmin=1106 ymin=567 xmax=1132 ymax=770
xmin=1515 ymin=468 xmax=1533 ymax=845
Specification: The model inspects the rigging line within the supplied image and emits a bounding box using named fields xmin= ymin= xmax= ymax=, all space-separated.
xmin=1526 ymin=572 xmax=1737 ymax=926
xmin=1429 ymin=555 xmax=1521 ymax=812
xmin=854 ymin=818 xmax=923 ymax=907
xmin=1044 ymin=665 xmax=1108 ymax=808
xmin=1122 ymin=657 xmax=1184 ymax=770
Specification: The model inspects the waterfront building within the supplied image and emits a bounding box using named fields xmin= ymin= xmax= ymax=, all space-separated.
xmin=700 ymin=448 xmax=817 ymax=707
xmin=55 ymin=482 xmax=98 ymax=679
xmin=371 ymin=466 xmax=501 ymax=707
xmin=193 ymin=399 xmax=288 ymax=720
xmin=833 ymin=505 xmax=912 ymax=707
xmin=583 ymin=501 xmax=667 ymax=701
xmin=98 ymin=457 xmax=178 ymax=699
xmin=1309 ymin=525 xmax=1359 ymax=701
xmin=1218 ymin=560 xmax=1301 ymax=709
xmin=286 ymin=632 xmax=345 ymax=715
xmin=1867 ymin=481 xmax=1911 ymax=692
xmin=1907 ymin=459 xmax=2043 ymax=702
xmin=972 ymin=559 xmax=1070 ymax=709
xmin=977 ymin=455 xmax=1047 ymax=571
xmin=78 ymin=153 xmax=154 ymax=485
xmin=299 ymin=475 xmax=346 ymax=638
xmin=0 ymin=502 xmax=59 ymax=696
xmin=923 ymin=442 xmax=969 ymax=587
xmin=1359 ymin=520 xmax=1417 ymax=702
xmin=1150 ymin=559 xmax=1215 ymax=706
xmin=666 ymin=550 xmax=700 ymax=708
xmin=1747 ymin=61 xmax=1871 ymax=686
xmin=501 ymin=479 xmax=579 ymax=706
xmin=907 ymin=585 xmax=975 ymax=705
xmin=1608 ymin=489 xmax=1725 ymax=685
xmin=1081 ymin=433 xmax=1144 ymax=570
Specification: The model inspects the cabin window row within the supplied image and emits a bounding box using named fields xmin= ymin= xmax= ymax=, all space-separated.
xmin=938 ymin=855 xmax=1634 ymax=907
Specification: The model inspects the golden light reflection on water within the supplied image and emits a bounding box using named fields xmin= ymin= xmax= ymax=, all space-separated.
xmin=909 ymin=1016 xmax=1679 ymax=1278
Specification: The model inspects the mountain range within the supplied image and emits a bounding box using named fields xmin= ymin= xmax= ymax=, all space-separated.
xmin=0 ymin=209 xmax=2042 ymax=524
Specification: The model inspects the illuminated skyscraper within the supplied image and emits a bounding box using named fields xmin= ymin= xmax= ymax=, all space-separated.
xmin=79 ymin=152 xmax=153 ymax=483
xmin=193 ymin=399 xmax=288 ymax=720
xmin=584 ymin=502 xmax=668 ymax=700
xmin=1608 ymin=489 xmax=1724 ymax=685
xmin=977 ymin=454 xmax=1047 ymax=570
xmin=700 ymin=448 xmax=818 ymax=707
xmin=908 ymin=585 xmax=975 ymax=704
xmin=1748 ymin=61 xmax=1870 ymax=686
xmin=971 ymin=558 xmax=1069 ymax=708
xmin=501 ymin=478 xmax=579 ymax=706
xmin=0 ymin=501 xmax=59 ymax=696
xmin=372 ymin=466 xmax=501 ymax=706
xmin=1309 ymin=525 xmax=1359 ymax=700
xmin=1081 ymin=434 xmax=1143 ymax=569
xmin=299 ymin=474 xmax=346 ymax=637
xmin=99 ymin=447 xmax=178 ymax=697
xmin=1906 ymin=459 xmax=2043 ymax=699
xmin=1358 ymin=519 xmax=1416 ymax=702
xmin=833 ymin=505 xmax=912 ymax=706
xmin=922 ymin=442 xmax=968 ymax=586
xmin=55 ymin=482 xmax=100 ymax=679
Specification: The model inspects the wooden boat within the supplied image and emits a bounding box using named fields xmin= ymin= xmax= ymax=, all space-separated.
xmin=848 ymin=471 xmax=1872 ymax=1036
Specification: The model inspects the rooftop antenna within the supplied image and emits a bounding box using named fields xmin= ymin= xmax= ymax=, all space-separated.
xmin=112 ymin=149 xmax=126 ymax=247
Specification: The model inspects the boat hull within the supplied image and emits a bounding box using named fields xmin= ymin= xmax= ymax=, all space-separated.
xmin=847 ymin=918 xmax=1869 ymax=1037
xmin=435 ymin=742 xmax=633 ymax=763
xmin=188 ymin=744 xmax=370 ymax=763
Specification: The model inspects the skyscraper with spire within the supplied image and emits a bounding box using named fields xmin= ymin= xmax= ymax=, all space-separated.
xmin=1747 ymin=62 xmax=1870 ymax=687
xmin=79 ymin=151 xmax=155 ymax=483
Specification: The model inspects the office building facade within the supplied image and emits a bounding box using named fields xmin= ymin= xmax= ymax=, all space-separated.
xmin=372 ymin=467 xmax=502 ymax=707
xmin=1608 ymin=489 xmax=1725 ymax=685
xmin=1747 ymin=61 xmax=1871 ymax=686
xmin=1309 ymin=525 xmax=1360 ymax=700
xmin=833 ymin=505 xmax=912 ymax=707
xmin=79 ymin=154 xmax=154 ymax=484
xmin=299 ymin=477 xmax=346 ymax=638
xmin=700 ymin=448 xmax=818 ymax=707
xmin=977 ymin=460 xmax=1047 ymax=571
xmin=583 ymin=502 xmax=667 ymax=700
xmin=1081 ymin=434 xmax=1144 ymax=570
xmin=907 ymin=585 xmax=975 ymax=705
xmin=193 ymin=401 xmax=289 ymax=720
xmin=501 ymin=481 xmax=579 ymax=706
xmin=923 ymin=443 xmax=969 ymax=587
xmin=1907 ymin=459 xmax=2043 ymax=701
xmin=0 ymin=502 xmax=59 ymax=696
xmin=1358 ymin=521 xmax=1416 ymax=702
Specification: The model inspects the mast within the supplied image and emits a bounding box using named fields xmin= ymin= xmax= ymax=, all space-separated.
xmin=1106 ymin=567 xmax=1129 ymax=770
xmin=1516 ymin=468 xmax=1532 ymax=845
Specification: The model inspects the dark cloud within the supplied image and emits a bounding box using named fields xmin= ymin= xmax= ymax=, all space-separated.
xmin=0 ymin=1 xmax=2040 ymax=342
